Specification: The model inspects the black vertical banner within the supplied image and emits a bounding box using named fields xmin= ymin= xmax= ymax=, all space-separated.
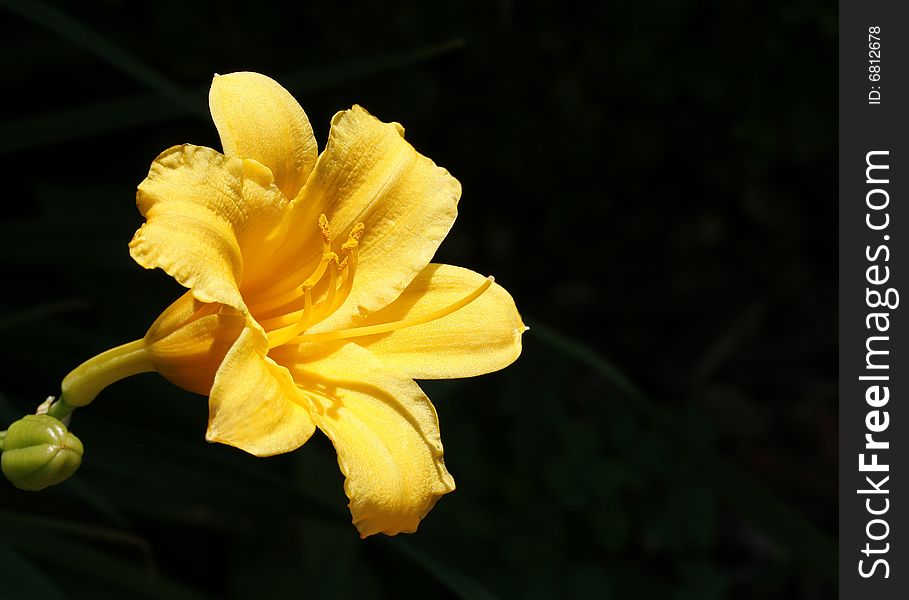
xmin=841 ymin=1 xmax=909 ymax=597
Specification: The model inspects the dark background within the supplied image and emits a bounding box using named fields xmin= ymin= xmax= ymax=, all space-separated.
xmin=0 ymin=1 xmax=836 ymax=598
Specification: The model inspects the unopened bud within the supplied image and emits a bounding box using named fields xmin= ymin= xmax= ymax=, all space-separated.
xmin=1 ymin=415 xmax=83 ymax=491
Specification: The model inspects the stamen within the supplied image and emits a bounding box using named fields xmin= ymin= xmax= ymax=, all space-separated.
xmin=323 ymin=244 xmax=358 ymax=318
xmin=318 ymin=214 xmax=331 ymax=244
xmin=260 ymin=219 xmax=366 ymax=350
xmin=302 ymin=253 xmax=332 ymax=288
xmin=344 ymin=223 xmax=365 ymax=248
xmin=288 ymin=223 xmax=363 ymax=331
xmin=266 ymin=256 xmax=339 ymax=349
xmin=249 ymin=285 xmax=305 ymax=316
xmin=266 ymin=287 xmax=313 ymax=347
xmin=325 ymin=255 xmax=340 ymax=306
xmin=247 ymin=214 xmax=333 ymax=308
xmin=289 ymin=276 xmax=494 ymax=345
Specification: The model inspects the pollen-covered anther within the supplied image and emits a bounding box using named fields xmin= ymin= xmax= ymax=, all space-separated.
xmin=338 ymin=225 xmax=362 ymax=272
xmin=318 ymin=213 xmax=331 ymax=246
xmin=343 ymin=222 xmax=365 ymax=250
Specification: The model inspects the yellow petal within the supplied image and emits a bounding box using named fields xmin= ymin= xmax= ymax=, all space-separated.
xmin=278 ymin=106 xmax=460 ymax=330
xmin=209 ymin=72 xmax=318 ymax=199
xmin=143 ymin=292 xmax=246 ymax=395
xmin=144 ymin=291 xmax=205 ymax=343
xmin=284 ymin=343 xmax=455 ymax=537
xmin=207 ymin=327 xmax=315 ymax=457
xmin=355 ymin=264 xmax=525 ymax=379
xmin=130 ymin=144 xmax=286 ymax=311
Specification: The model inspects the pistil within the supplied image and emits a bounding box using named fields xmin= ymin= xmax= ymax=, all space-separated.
xmin=289 ymin=277 xmax=494 ymax=345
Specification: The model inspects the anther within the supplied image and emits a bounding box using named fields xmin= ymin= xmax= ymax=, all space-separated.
xmin=343 ymin=223 xmax=365 ymax=250
xmin=319 ymin=214 xmax=331 ymax=245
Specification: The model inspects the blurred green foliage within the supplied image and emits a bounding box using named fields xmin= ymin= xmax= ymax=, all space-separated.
xmin=0 ymin=0 xmax=834 ymax=598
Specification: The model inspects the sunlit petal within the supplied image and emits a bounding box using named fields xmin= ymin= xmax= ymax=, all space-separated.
xmin=130 ymin=144 xmax=285 ymax=310
xmin=207 ymin=327 xmax=315 ymax=456
xmin=355 ymin=264 xmax=525 ymax=379
xmin=283 ymin=343 xmax=455 ymax=537
xmin=209 ymin=72 xmax=318 ymax=199
xmin=275 ymin=106 xmax=460 ymax=330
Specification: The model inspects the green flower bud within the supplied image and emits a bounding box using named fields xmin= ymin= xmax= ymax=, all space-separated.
xmin=1 ymin=415 xmax=83 ymax=491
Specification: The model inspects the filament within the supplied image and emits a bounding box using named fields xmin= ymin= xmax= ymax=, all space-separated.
xmin=289 ymin=276 xmax=493 ymax=345
xmin=264 ymin=220 xmax=363 ymax=349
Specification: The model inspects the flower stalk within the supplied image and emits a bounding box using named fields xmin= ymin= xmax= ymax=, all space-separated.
xmin=45 ymin=398 xmax=76 ymax=421
xmin=61 ymin=339 xmax=153 ymax=407
xmin=1 ymin=340 xmax=151 ymax=491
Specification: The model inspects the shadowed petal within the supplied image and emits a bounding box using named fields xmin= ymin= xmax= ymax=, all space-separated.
xmin=356 ymin=264 xmax=525 ymax=379
xmin=207 ymin=327 xmax=316 ymax=456
xmin=143 ymin=292 xmax=246 ymax=395
xmin=285 ymin=342 xmax=455 ymax=537
xmin=210 ymin=72 xmax=318 ymax=199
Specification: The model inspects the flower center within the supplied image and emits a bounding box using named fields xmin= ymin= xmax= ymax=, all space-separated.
xmin=251 ymin=214 xmax=494 ymax=350
xmin=255 ymin=215 xmax=363 ymax=349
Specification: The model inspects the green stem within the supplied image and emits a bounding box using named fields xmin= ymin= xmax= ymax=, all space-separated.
xmin=61 ymin=339 xmax=153 ymax=407
xmin=46 ymin=398 xmax=75 ymax=420
xmin=0 ymin=429 xmax=6 ymax=451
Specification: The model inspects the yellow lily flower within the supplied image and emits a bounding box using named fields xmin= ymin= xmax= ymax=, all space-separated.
xmin=59 ymin=72 xmax=525 ymax=537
